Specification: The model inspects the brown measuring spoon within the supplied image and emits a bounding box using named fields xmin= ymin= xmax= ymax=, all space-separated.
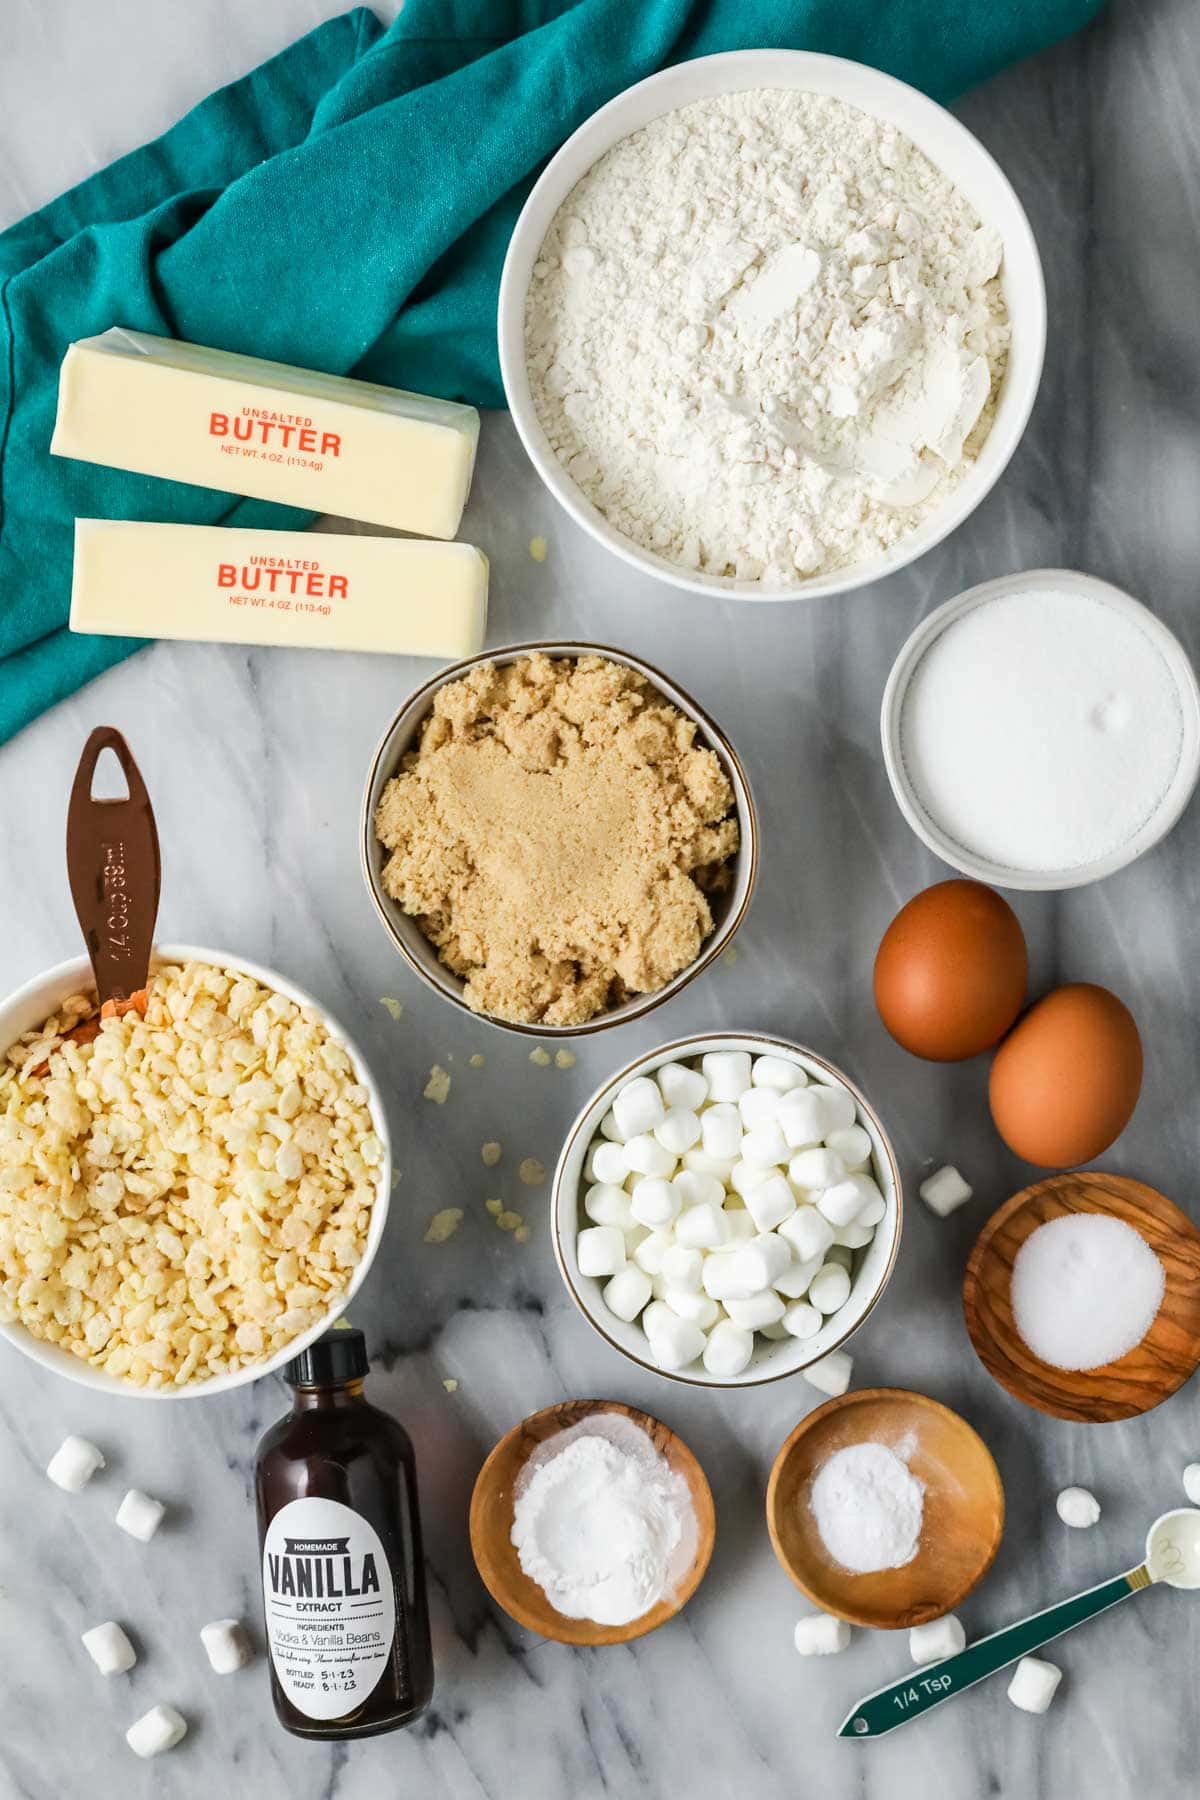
xmin=58 ymin=727 xmax=161 ymax=1051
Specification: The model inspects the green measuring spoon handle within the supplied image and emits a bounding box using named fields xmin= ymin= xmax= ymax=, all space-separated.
xmin=840 ymin=1563 xmax=1151 ymax=1739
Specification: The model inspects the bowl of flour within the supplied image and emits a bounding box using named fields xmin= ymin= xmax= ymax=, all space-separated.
xmin=499 ymin=51 xmax=1044 ymax=601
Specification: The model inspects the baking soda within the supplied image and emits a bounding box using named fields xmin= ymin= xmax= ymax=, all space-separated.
xmin=810 ymin=1439 xmax=924 ymax=1573
xmin=1011 ymin=1213 xmax=1165 ymax=1370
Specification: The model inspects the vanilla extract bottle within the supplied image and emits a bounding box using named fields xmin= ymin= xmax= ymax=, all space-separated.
xmin=254 ymin=1329 xmax=433 ymax=1740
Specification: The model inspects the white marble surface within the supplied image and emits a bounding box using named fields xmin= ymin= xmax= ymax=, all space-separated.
xmin=3 ymin=2 xmax=1200 ymax=1795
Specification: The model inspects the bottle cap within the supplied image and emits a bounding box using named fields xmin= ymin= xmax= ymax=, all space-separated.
xmin=284 ymin=1326 xmax=369 ymax=1388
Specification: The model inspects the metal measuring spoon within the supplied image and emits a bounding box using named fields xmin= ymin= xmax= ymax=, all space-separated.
xmin=840 ymin=1507 xmax=1200 ymax=1739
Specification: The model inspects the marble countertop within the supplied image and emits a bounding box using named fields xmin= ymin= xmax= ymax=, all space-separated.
xmin=2 ymin=2 xmax=1199 ymax=1795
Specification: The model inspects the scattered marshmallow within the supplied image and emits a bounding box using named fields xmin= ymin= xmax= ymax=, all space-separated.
xmin=47 ymin=1435 xmax=105 ymax=1494
xmin=1184 ymin=1463 xmax=1200 ymax=1506
xmin=126 ymin=1703 xmax=187 ymax=1758
xmin=803 ymin=1350 xmax=853 ymax=1396
xmin=200 ymin=1618 xmax=253 ymax=1675
xmin=919 ymin=1165 xmax=974 ymax=1218
xmin=1007 ymin=1655 xmax=1062 ymax=1715
xmin=703 ymin=1319 xmax=754 ymax=1377
xmin=793 ymin=1611 xmax=851 ymax=1655
xmin=909 ymin=1614 xmax=965 ymax=1664
xmin=116 ymin=1489 xmax=165 ymax=1543
xmin=577 ymin=1225 xmax=627 ymax=1277
xmin=612 ymin=1078 xmax=665 ymax=1141
xmin=701 ymin=1050 xmax=752 ymax=1101
xmin=604 ymin=1266 xmax=653 ymax=1322
xmin=81 ymin=1621 xmax=136 ymax=1676
xmin=1056 ymin=1486 xmax=1101 ymax=1529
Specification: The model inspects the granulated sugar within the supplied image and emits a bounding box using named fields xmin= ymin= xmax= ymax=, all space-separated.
xmin=1011 ymin=1213 xmax=1165 ymax=1371
xmin=899 ymin=586 xmax=1185 ymax=874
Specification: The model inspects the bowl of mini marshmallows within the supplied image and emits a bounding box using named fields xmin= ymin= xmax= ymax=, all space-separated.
xmin=0 ymin=946 xmax=390 ymax=1399
xmin=553 ymin=1032 xmax=902 ymax=1387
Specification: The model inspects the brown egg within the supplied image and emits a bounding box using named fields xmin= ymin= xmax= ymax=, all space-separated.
xmin=989 ymin=983 xmax=1143 ymax=1167
xmin=874 ymin=880 xmax=1028 ymax=1061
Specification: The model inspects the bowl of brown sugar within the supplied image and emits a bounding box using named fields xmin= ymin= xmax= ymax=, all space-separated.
xmin=360 ymin=643 xmax=758 ymax=1036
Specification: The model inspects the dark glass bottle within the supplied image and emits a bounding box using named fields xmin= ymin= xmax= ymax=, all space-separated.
xmin=254 ymin=1329 xmax=433 ymax=1740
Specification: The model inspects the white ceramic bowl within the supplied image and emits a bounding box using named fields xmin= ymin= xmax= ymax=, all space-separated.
xmin=361 ymin=641 xmax=758 ymax=1037
xmin=881 ymin=568 xmax=1200 ymax=890
xmin=0 ymin=945 xmax=391 ymax=1400
xmin=552 ymin=1032 xmax=902 ymax=1387
xmin=499 ymin=49 xmax=1046 ymax=604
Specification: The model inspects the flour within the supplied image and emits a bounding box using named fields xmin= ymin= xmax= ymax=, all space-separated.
xmin=810 ymin=1439 xmax=924 ymax=1573
xmin=526 ymin=90 xmax=1009 ymax=584
xmin=510 ymin=1415 xmax=697 ymax=1626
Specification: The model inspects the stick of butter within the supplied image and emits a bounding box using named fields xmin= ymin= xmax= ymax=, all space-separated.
xmin=70 ymin=521 xmax=488 ymax=659
xmin=52 ymin=329 xmax=480 ymax=539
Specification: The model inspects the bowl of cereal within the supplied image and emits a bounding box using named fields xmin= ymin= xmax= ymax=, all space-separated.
xmin=361 ymin=643 xmax=757 ymax=1036
xmin=498 ymin=50 xmax=1044 ymax=601
xmin=0 ymin=948 xmax=390 ymax=1398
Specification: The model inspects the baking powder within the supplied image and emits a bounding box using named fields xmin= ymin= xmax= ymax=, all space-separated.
xmin=810 ymin=1439 xmax=924 ymax=1573
xmin=510 ymin=1415 xmax=696 ymax=1626
xmin=526 ymin=89 xmax=1008 ymax=583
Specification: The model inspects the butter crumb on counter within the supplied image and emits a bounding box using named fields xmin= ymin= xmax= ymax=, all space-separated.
xmin=423 ymin=1208 xmax=464 ymax=1245
xmin=722 ymin=945 xmax=740 ymax=968
xmin=380 ymin=997 xmax=404 ymax=1020
xmin=554 ymin=1049 xmax=576 ymax=1070
xmin=496 ymin=1210 xmax=523 ymax=1233
xmin=469 ymin=1053 xmax=485 ymax=1068
xmin=518 ymin=1158 xmax=545 ymax=1187
xmin=442 ymin=1378 xmax=459 ymax=1393
xmin=529 ymin=535 xmax=548 ymax=562
xmin=485 ymin=1198 xmax=503 ymax=1216
xmin=423 ymin=1065 xmax=451 ymax=1104
xmin=481 ymin=1141 xmax=502 ymax=1167
xmin=514 ymin=1226 xmax=530 ymax=1243
xmin=391 ymin=1170 xmax=402 ymax=1191
xmin=529 ymin=1047 xmax=551 ymax=1067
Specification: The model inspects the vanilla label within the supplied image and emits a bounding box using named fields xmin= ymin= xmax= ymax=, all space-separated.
xmin=262 ymin=1497 xmax=397 ymax=1721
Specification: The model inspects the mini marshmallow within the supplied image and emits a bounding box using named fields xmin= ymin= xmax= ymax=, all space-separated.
xmin=782 ymin=1300 xmax=823 ymax=1340
xmin=681 ymin=1146 xmax=736 ymax=1182
xmin=772 ymin=1251 xmax=824 ymax=1299
xmin=803 ymin=1350 xmax=853 ymax=1396
xmin=657 ymin=1061 xmax=709 ymax=1112
xmin=832 ymin=1222 xmax=875 ymax=1249
xmin=909 ymin=1614 xmax=965 ymax=1664
xmin=655 ymin=1107 xmax=702 ymax=1155
xmin=722 ymin=1209 xmax=755 ymax=1246
xmin=701 ymin=1104 xmax=743 ymax=1161
xmin=852 ymin=1186 xmax=887 ymax=1228
xmin=599 ymin=1109 xmax=623 ymax=1142
xmin=777 ymin=1088 xmax=829 ymax=1150
xmin=632 ymin=1230 xmax=674 ymax=1275
xmin=649 ymin=1313 xmax=706 ymax=1370
xmin=815 ymin=1085 xmax=857 ymax=1133
xmin=752 ymin=1055 xmax=806 ymax=1093
xmin=725 ymin=1233 xmax=792 ymax=1297
xmin=630 ymin=1177 xmax=680 ymax=1229
xmin=919 ymin=1165 xmax=974 ymax=1218
xmin=604 ymin=1266 xmax=653 ymax=1322
xmin=738 ymin=1086 xmax=782 ymax=1130
xmin=665 ymin=1287 xmax=720 ymax=1328
xmin=818 ymin=1176 xmax=872 ymax=1228
xmin=729 ymin=1159 xmax=768 ymax=1199
xmin=612 ymin=1077 xmax=665 ymax=1140
xmin=703 ymin=1319 xmax=754 ymax=1377
xmin=793 ymin=1612 xmax=851 ymax=1656
xmin=673 ymin=1169 xmax=726 ymax=1210
xmin=701 ymin=1050 xmax=752 ymax=1101
xmin=200 ymin=1618 xmax=253 ymax=1675
xmin=675 ymin=1202 xmax=730 ymax=1250
xmin=744 ymin=1173 xmax=797 ymax=1234
xmin=624 ymin=1133 xmax=676 ymax=1178
xmin=1007 ymin=1655 xmax=1062 ymax=1715
xmin=126 ymin=1703 xmax=187 ymax=1758
xmin=825 ymin=1125 xmax=872 ymax=1170
xmin=808 ymin=1262 xmax=852 ymax=1314
xmin=780 ymin=1205 xmax=835 ymax=1264
xmin=1184 ymin=1464 xmax=1200 ymax=1506
xmin=740 ymin=1123 xmax=789 ymax=1169
xmin=789 ymin=1147 xmax=847 ymax=1191
xmin=1056 ymin=1486 xmax=1101 ymax=1529
xmin=81 ymin=1621 xmax=136 ymax=1676
xmin=116 ymin=1489 xmax=165 ymax=1544
xmin=589 ymin=1141 xmax=630 ymax=1186
xmin=46 ymin=1435 xmax=105 ymax=1494
xmin=577 ymin=1225 xmax=627 ymax=1278
xmin=702 ymin=1253 xmax=744 ymax=1301
xmin=725 ymin=1290 xmax=786 ymax=1331
xmin=641 ymin=1300 xmax=675 ymax=1339
xmin=584 ymin=1183 xmax=634 ymax=1228
xmin=661 ymin=1244 xmax=704 ymax=1291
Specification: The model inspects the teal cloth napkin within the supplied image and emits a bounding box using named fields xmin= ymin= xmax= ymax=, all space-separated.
xmin=0 ymin=0 xmax=1103 ymax=744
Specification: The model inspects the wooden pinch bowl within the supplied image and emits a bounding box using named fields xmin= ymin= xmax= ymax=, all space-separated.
xmin=963 ymin=1171 xmax=1200 ymax=1423
xmin=766 ymin=1389 xmax=1004 ymax=1629
xmin=469 ymin=1399 xmax=715 ymax=1646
